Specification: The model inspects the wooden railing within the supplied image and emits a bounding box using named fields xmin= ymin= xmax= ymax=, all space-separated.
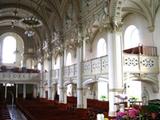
xmin=123 ymin=46 xmax=157 ymax=56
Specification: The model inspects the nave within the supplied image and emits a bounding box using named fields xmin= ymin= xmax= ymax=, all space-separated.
xmin=1 ymin=0 xmax=160 ymax=119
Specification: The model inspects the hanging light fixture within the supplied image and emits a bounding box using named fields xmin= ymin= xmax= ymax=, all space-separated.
xmin=20 ymin=0 xmax=43 ymax=37
xmin=20 ymin=16 xmax=42 ymax=28
xmin=24 ymin=29 xmax=35 ymax=37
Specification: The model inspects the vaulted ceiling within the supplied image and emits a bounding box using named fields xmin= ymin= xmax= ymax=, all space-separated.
xmin=0 ymin=0 xmax=159 ymax=57
xmin=0 ymin=0 xmax=80 ymax=53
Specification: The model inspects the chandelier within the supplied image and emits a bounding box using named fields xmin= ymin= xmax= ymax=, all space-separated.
xmin=20 ymin=16 xmax=42 ymax=27
xmin=20 ymin=16 xmax=42 ymax=37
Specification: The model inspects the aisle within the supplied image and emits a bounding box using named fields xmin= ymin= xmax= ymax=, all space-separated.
xmin=7 ymin=105 xmax=28 ymax=120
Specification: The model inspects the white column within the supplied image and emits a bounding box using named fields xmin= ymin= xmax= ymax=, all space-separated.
xmin=23 ymin=54 xmax=27 ymax=67
xmin=39 ymin=81 xmax=42 ymax=98
xmin=16 ymin=84 xmax=18 ymax=98
xmin=41 ymin=60 xmax=45 ymax=98
xmin=0 ymin=40 xmax=3 ymax=64
xmin=77 ymin=45 xmax=83 ymax=108
xmin=33 ymin=84 xmax=37 ymax=98
xmin=59 ymin=54 xmax=64 ymax=103
xmin=43 ymin=88 xmax=46 ymax=98
xmin=23 ymin=84 xmax=26 ymax=99
xmin=48 ymin=57 xmax=52 ymax=100
xmin=5 ymin=84 xmax=7 ymax=100
xmin=108 ymin=31 xmax=123 ymax=116
xmin=51 ymin=84 xmax=56 ymax=100
xmin=37 ymin=83 xmax=40 ymax=98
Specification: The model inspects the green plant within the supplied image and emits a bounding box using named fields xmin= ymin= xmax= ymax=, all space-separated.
xmin=100 ymin=95 xmax=107 ymax=101
xmin=146 ymin=103 xmax=160 ymax=113
xmin=128 ymin=97 xmax=138 ymax=103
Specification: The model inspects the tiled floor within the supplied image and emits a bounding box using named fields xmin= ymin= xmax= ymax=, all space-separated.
xmin=7 ymin=105 xmax=27 ymax=120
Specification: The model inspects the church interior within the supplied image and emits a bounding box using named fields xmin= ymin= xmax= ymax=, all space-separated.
xmin=0 ymin=0 xmax=160 ymax=120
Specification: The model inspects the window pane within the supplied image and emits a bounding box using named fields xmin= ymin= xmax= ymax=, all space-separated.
xmin=97 ymin=38 xmax=106 ymax=57
xmin=124 ymin=25 xmax=140 ymax=49
xmin=2 ymin=36 xmax=16 ymax=63
xmin=66 ymin=52 xmax=72 ymax=66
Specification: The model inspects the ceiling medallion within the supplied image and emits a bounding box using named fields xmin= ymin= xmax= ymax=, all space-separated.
xmin=20 ymin=16 xmax=42 ymax=27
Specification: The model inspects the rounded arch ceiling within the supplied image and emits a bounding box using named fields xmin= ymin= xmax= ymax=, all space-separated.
xmin=0 ymin=0 xmax=63 ymax=51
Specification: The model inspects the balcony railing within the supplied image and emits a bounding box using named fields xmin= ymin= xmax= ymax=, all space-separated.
xmin=42 ymin=53 xmax=159 ymax=82
xmin=83 ymin=55 xmax=108 ymax=76
xmin=43 ymin=56 xmax=108 ymax=81
xmin=64 ymin=64 xmax=77 ymax=78
xmin=123 ymin=53 xmax=159 ymax=73
xmin=0 ymin=72 xmax=40 ymax=83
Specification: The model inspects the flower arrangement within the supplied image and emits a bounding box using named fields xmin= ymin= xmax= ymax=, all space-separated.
xmin=116 ymin=108 xmax=140 ymax=120
xmin=116 ymin=103 xmax=160 ymax=120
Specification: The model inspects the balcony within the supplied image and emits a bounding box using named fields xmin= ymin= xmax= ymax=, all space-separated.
xmin=0 ymin=72 xmax=40 ymax=84
xmin=64 ymin=64 xmax=77 ymax=78
xmin=83 ymin=56 xmax=108 ymax=76
xmin=42 ymin=46 xmax=159 ymax=89
xmin=123 ymin=54 xmax=159 ymax=74
xmin=43 ymin=56 xmax=108 ymax=83
xmin=123 ymin=46 xmax=159 ymax=92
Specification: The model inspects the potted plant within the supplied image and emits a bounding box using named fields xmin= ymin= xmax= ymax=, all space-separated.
xmin=146 ymin=103 xmax=160 ymax=119
xmin=100 ymin=95 xmax=107 ymax=101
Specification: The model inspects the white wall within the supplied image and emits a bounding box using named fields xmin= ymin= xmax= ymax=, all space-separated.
xmin=44 ymin=59 xmax=49 ymax=71
xmin=123 ymin=13 xmax=160 ymax=100
xmin=123 ymin=14 xmax=154 ymax=48
xmin=26 ymin=58 xmax=34 ymax=69
xmin=84 ymin=31 xmax=108 ymax=61
xmin=154 ymin=7 xmax=160 ymax=55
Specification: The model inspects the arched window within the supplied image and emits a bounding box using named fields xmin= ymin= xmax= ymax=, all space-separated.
xmin=37 ymin=63 xmax=42 ymax=71
xmin=54 ymin=56 xmax=60 ymax=69
xmin=124 ymin=25 xmax=140 ymax=49
xmin=2 ymin=36 xmax=16 ymax=63
xmin=97 ymin=38 xmax=107 ymax=57
xmin=66 ymin=52 xmax=72 ymax=66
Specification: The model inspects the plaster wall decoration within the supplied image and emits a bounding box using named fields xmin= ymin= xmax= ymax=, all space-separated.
xmin=63 ymin=1 xmax=76 ymax=32
xmin=81 ymin=0 xmax=124 ymax=52
xmin=123 ymin=54 xmax=159 ymax=73
xmin=53 ymin=44 xmax=64 ymax=61
xmin=51 ymin=32 xmax=60 ymax=43
xmin=64 ymin=25 xmax=83 ymax=58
